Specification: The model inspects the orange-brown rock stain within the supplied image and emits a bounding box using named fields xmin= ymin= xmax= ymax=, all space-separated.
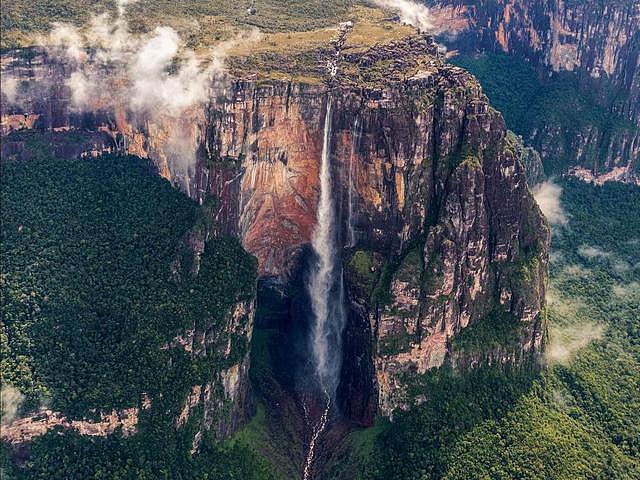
xmin=237 ymin=100 xmax=321 ymax=275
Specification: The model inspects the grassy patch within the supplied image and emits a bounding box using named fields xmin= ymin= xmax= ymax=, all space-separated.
xmin=378 ymin=330 xmax=414 ymax=357
xmin=348 ymin=250 xmax=377 ymax=294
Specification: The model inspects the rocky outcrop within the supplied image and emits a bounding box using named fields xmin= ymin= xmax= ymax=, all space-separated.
xmin=1 ymin=407 xmax=140 ymax=444
xmin=171 ymin=299 xmax=255 ymax=450
xmin=0 ymin=35 xmax=548 ymax=418
xmin=431 ymin=0 xmax=639 ymax=81
xmin=339 ymin=85 xmax=548 ymax=414
xmin=167 ymin=227 xmax=256 ymax=447
xmin=430 ymin=0 xmax=640 ymax=183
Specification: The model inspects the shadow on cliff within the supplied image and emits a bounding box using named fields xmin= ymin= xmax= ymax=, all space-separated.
xmin=246 ymin=246 xmax=378 ymax=479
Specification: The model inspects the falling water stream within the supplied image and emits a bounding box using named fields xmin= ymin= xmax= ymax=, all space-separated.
xmin=302 ymin=390 xmax=330 ymax=480
xmin=308 ymin=99 xmax=337 ymax=394
xmin=303 ymin=98 xmax=344 ymax=480
xmin=303 ymin=22 xmax=355 ymax=477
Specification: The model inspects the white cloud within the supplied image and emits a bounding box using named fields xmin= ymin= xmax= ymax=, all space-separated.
xmin=1 ymin=383 xmax=24 ymax=425
xmin=576 ymin=245 xmax=634 ymax=273
xmin=577 ymin=245 xmax=611 ymax=260
xmin=613 ymin=260 xmax=631 ymax=274
xmin=533 ymin=180 xmax=567 ymax=226
xmin=544 ymin=290 xmax=603 ymax=365
xmin=372 ymin=0 xmax=435 ymax=33
xmin=49 ymin=23 xmax=86 ymax=62
xmin=546 ymin=290 xmax=586 ymax=318
xmin=545 ymin=321 xmax=604 ymax=364
xmin=549 ymin=250 xmax=564 ymax=264
xmin=612 ymin=282 xmax=639 ymax=299
xmin=37 ymin=6 xmax=260 ymax=194
xmin=65 ymin=71 xmax=95 ymax=110
xmin=1 ymin=75 xmax=19 ymax=104
xmin=126 ymin=28 xmax=222 ymax=116
xmin=562 ymin=264 xmax=589 ymax=277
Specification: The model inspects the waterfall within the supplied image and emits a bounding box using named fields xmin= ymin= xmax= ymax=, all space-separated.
xmin=308 ymin=98 xmax=345 ymax=395
xmin=302 ymin=390 xmax=330 ymax=480
xmin=346 ymin=118 xmax=361 ymax=248
xmin=304 ymin=97 xmax=346 ymax=479
xmin=303 ymin=23 xmax=353 ymax=475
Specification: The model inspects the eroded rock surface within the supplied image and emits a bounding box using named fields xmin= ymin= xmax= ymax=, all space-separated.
xmin=430 ymin=0 xmax=640 ymax=184
xmin=1 ymin=407 xmax=140 ymax=444
xmin=1 ymin=35 xmax=548 ymax=420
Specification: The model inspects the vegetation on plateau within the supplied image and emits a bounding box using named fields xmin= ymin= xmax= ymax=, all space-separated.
xmin=0 ymin=0 xmax=351 ymax=46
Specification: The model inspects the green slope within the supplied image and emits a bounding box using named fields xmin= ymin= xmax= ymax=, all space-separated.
xmin=0 ymin=154 xmax=275 ymax=479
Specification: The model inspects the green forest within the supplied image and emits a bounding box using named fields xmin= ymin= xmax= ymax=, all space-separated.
xmin=1 ymin=98 xmax=639 ymax=480
xmin=0 ymin=155 xmax=273 ymax=479
xmin=452 ymin=53 xmax=636 ymax=174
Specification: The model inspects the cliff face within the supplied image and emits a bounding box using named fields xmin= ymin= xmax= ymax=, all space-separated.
xmin=430 ymin=0 xmax=640 ymax=183
xmin=0 ymin=37 xmax=548 ymax=419
xmin=198 ymin=60 xmax=548 ymax=418
xmin=169 ymin=228 xmax=256 ymax=448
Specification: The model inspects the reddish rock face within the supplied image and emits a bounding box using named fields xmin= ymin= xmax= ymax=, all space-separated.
xmin=0 ymin=38 xmax=548 ymax=418
xmin=202 ymin=84 xmax=326 ymax=276
xmin=429 ymin=0 xmax=640 ymax=183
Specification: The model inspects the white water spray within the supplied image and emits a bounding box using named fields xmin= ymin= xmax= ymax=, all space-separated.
xmin=303 ymin=98 xmax=347 ymax=479
xmin=302 ymin=22 xmax=353 ymax=478
xmin=308 ymin=99 xmax=345 ymax=394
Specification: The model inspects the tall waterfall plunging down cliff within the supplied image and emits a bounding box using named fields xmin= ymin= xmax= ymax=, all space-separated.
xmin=308 ymin=98 xmax=345 ymax=397
xmin=303 ymin=98 xmax=346 ymax=479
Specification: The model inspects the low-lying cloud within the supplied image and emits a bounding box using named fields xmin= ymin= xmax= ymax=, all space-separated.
xmin=0 ymin=75 xmax=19 ymax=105
xmin=577 ymin=245 xmax=636 ymax=274
xmin=562 ymin=264 xmax=590 ymax=278
xmin=1 ymin=383 xmax=24 ymax=425
xmin=545 ymin=322 xmax=604 ymax=365
xmin=544 ymin=290 xmax=604 ymax=365
xmin=577 ymin=245 xmax=611 ymax=260
xmin=371 ymin=0 xmax=469 ymax=37
xmin=7 ymin=2 xmax=260 ymax=193
xmin=46 ymin=18 xmax=229 ymax=117
xmin=117 ymin=0 xmax=138 ymax=17
xmin=372 ymin=0 xmax=436 ymax=33
xmin=533 ymin=180 xmax=567 ymax=227
xmin=612 ymin=281 xmax=640 ymax=299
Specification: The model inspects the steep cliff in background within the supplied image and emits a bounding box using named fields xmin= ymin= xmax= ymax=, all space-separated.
xmin=1 ymin=35 xmax=548 ymax=424
xmin=429 ymin=0 xmax=640 ymax=183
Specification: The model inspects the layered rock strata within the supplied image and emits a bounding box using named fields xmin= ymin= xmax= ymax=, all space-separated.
xmin=0 ymin=35 xmax=548 ymax=419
